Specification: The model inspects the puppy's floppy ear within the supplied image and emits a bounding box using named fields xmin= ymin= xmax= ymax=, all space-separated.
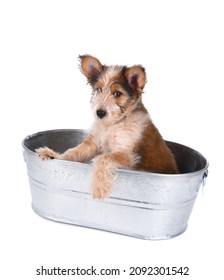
xmin=79 ymin=55 xmax=103 ymax=85
xmin=124 ymin=65 xmax=146 ymax=92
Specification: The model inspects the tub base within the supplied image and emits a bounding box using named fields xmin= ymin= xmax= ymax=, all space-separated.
xmin=29 ymin=177 xmax=190 ymax=240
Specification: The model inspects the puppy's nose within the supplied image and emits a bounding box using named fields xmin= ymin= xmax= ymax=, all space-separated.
xmin=96 ymin=109 xmax=107 ymax=119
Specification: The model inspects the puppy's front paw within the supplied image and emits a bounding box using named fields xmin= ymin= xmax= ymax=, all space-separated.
xmin=36 ymin=147 xmax=60 ymax=160
xmin=91 ymin=156 xmax=115 ymax=200
xmin=91 ymin=180 xmax=112 ymax=200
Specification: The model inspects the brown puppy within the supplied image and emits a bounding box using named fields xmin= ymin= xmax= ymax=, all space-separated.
xmin=36 ymin=55 xmax=179 ymax=199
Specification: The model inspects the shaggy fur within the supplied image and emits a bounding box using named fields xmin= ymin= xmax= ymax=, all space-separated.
xmin=36 ymin=55 xmax=179 ymax=199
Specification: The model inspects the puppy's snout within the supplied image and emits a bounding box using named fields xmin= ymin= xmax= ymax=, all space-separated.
xmin=96 ymin=109 xmax=107 ymax=119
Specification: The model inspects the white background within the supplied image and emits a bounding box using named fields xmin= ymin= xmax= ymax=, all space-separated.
xmin=1 ymin=0 xmax=224 ymax=279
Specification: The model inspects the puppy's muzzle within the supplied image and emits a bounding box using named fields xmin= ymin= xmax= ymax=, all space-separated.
xmin=96 ymin=109 xmax=107 ymax=119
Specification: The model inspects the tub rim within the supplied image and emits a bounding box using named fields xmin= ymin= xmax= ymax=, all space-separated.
xmin=22 ymin=128 xmax=209 ymax=178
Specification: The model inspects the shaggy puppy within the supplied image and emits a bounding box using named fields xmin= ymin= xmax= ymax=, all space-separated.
xmin=36 ymin=55 xmax=179 ymax=199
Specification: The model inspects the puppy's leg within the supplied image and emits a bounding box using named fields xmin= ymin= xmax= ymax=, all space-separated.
xmin=62 ymin=136 xmax=99 ymax=162
xmin=91 ymin=151 xmax=134 ymax=200
xmin=36 ymin=147 xmax=61 ymax=160
xmin=36 ymin=135 xmax=99 ymax=162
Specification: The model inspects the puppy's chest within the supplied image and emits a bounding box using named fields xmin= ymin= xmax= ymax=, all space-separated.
xmin=98 ymin=128 xmax=120 ymax=153
xmin=94 ymin=124 xmax=144 ymax=154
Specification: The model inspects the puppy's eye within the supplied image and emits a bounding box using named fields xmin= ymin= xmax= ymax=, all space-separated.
xmin=114 ymin=91 xmax=122 ymax=98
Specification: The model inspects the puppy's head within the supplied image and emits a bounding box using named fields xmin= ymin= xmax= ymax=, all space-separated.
xmin=79 ymin=55 xmax=146 ymax=124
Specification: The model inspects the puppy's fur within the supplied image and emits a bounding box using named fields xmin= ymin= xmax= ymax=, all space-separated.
xmin=36 ymin=55 xmax=179 ymax=199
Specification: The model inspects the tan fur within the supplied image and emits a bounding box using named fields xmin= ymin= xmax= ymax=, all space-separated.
xmin=36 ymin=55 xmax=179 ymax=200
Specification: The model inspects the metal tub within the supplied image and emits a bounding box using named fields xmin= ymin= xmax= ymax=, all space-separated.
xmin=22 ymin=129 xmax=208 ymax=240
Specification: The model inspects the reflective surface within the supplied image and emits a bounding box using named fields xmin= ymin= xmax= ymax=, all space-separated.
xmin=23 ymin=129 xmax=208 ymax=240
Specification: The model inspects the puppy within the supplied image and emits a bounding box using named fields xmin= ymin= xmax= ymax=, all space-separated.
xmin=36 ymin=55 xmax=179 ymax=199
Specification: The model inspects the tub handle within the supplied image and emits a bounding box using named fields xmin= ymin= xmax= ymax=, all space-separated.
xmin=202 ymin=170 xmax=208 ymax=192
xmin=203 ymin=170 xmax=208 ymax=185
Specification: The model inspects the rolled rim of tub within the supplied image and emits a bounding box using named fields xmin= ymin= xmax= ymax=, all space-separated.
xmin=22 ymin=128 xmax=208 ymax=177
xmin=22 ymin=129 xmax=209 ymax=240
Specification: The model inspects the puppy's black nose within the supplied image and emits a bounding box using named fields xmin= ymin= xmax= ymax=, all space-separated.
xmin=96 ymin=109 xmax=106 ymax=119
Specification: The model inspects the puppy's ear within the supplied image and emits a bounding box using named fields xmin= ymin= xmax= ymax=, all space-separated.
xmin=79 ymin=55 xmax=103 ymax=85
xmin=124 ymin=66 xmax=146 ymax=92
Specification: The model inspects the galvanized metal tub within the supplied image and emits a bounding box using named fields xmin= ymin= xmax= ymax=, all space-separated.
xmin=22 ymin=129 xmax=208 ymax=240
